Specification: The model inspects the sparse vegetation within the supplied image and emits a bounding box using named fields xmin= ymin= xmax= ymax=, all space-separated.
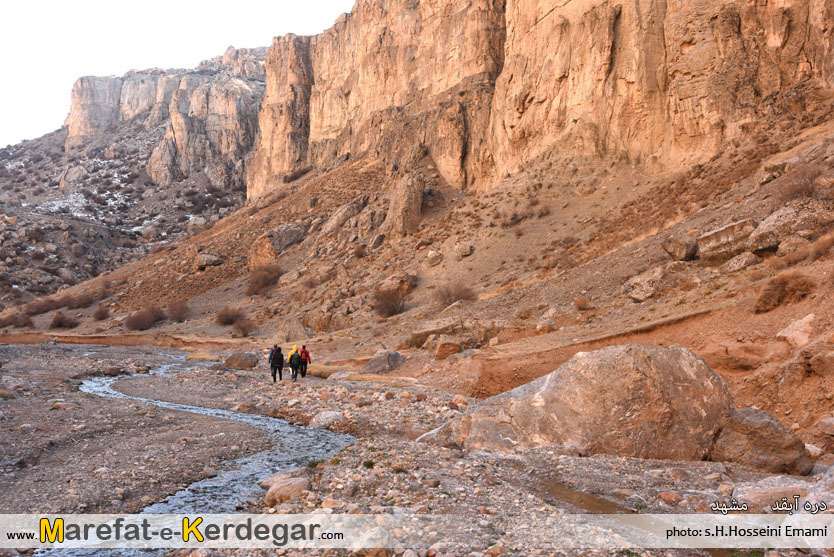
xmin=216 ymin=306 xmax=246 ymax=326
xmin=89 ymin=304 xmax=109 ymax=321
xmin=810 ymin=233 xmax=834 ymax=261
xmin=125 ymin=306 xmax=166 ymax=331
xmin=246 ymin=265 xmax=282 ymax=296
xmin=778 ymin=164 xmax=823 ymax=202
xmin=65 ymin=292 xmax=94 ymax=309
xmin=574 ymin=296 xmax=594 ymax=311
xmin=233 ymin=319 xmax=255 ymax=337
xmin=167 ymin=302 xmax=191 ymax=323
xmin=48 ymin=313 xmax=79 ymax=330
xmin=373 ymin=288 xmax=406 ymax=317
xmin=754 ymin=271 xmax=815 ymax=313
xmin=434 ymin=282 xmax=477 ymax=307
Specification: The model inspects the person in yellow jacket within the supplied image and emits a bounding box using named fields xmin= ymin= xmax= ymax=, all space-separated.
xmin=287 ymin=345 xmax=302 ymax=382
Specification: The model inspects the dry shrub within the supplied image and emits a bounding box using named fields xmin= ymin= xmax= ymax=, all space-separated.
xmin=246 ymin=265 xmax=282 ymax=296
xmin=354 ymin=245 xmax=367 ymax=259
xmin=126 ymin=307 xmax=166 ymax=331
xmin=768 ymin=247 xmax=810 ymax=271
xmin=753 ymin=271 xmax=815 ymax=313
xmin=216 ymin=306 xmax=245 ymax=326
xmin=233 ymin=319 xmax=255 ymax=337
xmin=65 ymin=292 xmax=95 ymax=309
xmin=167 ymin=302 xmax=191 ymax=323
xmin=93 ymin=306 xmax=110 ymax=321
xmin=49 ymin=313 xmax=79 ymax=330
xmin=434 ymin=282 xmax=477 ymax=307
xmin=373 ymin=288 xmax=406 ymax=317
xmin=24 ymin=296 xmax=65 ymax=316
xmin=282 ymin=166 xmax=313 ymax=183
xmin=302 ymin=277 xmax=319 ymax=289
xmin=574 ymin=296 xmax=594 ymax=311
xmin=1 ymin=313 xmax=35 ymax=329
xmin=810 ymin=234 xmax=834 ymax=261
xmin=778 ymin=164 xmax=823 ymax=202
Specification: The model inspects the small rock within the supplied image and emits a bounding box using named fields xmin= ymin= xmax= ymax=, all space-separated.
xmin=818 ymin=417 xmax=834 ymax=436
xmin=657 ymin=491 xmax=683 ymax=505
xmin=661 ymin=237 xmax=698 ymax=261
xmin=426 ymin=250 xmax=443 ymax=266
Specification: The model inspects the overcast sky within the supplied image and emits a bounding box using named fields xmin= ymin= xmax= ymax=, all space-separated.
xmin=0 ymin=0 xmax=355 ymax=148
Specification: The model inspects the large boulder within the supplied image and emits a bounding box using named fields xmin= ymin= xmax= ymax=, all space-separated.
xmin=224 ymin=352 xmax=260 ymax=370
xmin=747 ymin=200 xmax=834 ymax=254
xmin=697 ymin=219 xmax=756 ymax=263
xmin=661 ymin=237 xmax=698 ymax=261
xmin=322 ymin=195 xmax=369 ymax=236
xmin=420 ymin=345 xmax=734 ymax=460
xmin=264 ymin=475 xmax=311 ymax=507
xmin=359 ymin=351 xmax=405 ymax=374
xmin=247 ymin=223 xmax=307 ymax=270
xmin=711 ymin=408 xmax=813 ymax=475
xmin=626 ymin=267 xmax=667 ymax=302
xmin=272 ymin=321 xmax=312 ymax=344
xmin=383 ymin=174 xmax=424 ymax=237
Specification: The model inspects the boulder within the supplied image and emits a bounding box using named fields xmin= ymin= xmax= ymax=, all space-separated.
xmin=420 ymin=345 xmax=734 ymax=460
xmin=697 ymin=219 xmax=756 ymax=263
xmin=383 ymin=175 xmax=424 ymax=237
xmin=435 ymin=336 xmax=463 ymax=360
xmin=818 ymin=417 xmax=834 ymax=436
xmin=809 ymin=350 xmax=834 ymax=377
xmin=309 ymin=411 xmax=343 ymax=429
xmin=454 ymin=243 xmax=475 ymax=260
xmin=722 ymin=252 xmax=760 ymax=273
xmin=271 ymin=321 xmax=312 ymax=344
xmin=378 ymin=272 xmax=418 ymax=297
xmin=264 ymin=476 xmax=310 ymax=507
xmin=359 ymin=351 xmax=405 ymax=374
xmin=224 ymin=352 xmax=260 ymax=370
xmin=196 ymin=253 xmax=223 ymax=271
xmin=711 ymin=408 xmax=813 ymax=475
xmin=248 ymin=223 xmax=307 ymax=270
xmin=747 ymin=201 xmax=834 ymax=254
xmin=322 ymin=196 xmax=369 ymax=236
xmin=776 ymin=314 xmax=816 ymax=348
xmin=661 ymin=237 xmax=697 ymax=261
xmin=776 ymin=235 xmax=811 ymax=256
xmin=626 ymin=266 xmax=667 ymax=302
xmin=426 ymin=250 xmax=444 ymax=266
xmin=410 ymin=319 xmax=459 ymax=347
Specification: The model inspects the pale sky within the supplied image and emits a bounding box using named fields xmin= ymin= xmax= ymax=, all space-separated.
xmin=0 ymin=0 xmax=356 ymax=148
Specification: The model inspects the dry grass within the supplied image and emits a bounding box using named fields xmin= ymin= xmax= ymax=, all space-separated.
xmin=126 ymin=306 xmax=166 ymax=331
xmin=23 ymin=296 xmax=65 ymax=316
xmin=246 ymin=265 xmax=282 ymax=296
xmin=434 ymin=282 xmax=477 ymax=307
xmin=233 ymin=319 xmax=255 ymax=337
xmin=373 ymin=288 xmax=406 ymax=317
xmin=48 ymin=313 xmax=79 ymax=330
xmin=0 ymin=313 xmax=35 ymax=329
xmin=216 ymin=306 xmax=245 ymax=326
xmin=778 ymin=164 xmax=823 ymax=202
xmin=167 ymin=302 xmax=191 ymax=323
xmin=754 ymin=271 xmax=815 ymax=313
xmin=574 ymin=296 xmax=594 ymax=311
xmin=92 ymin=306 xmax=110 ymax=321
xmin=810 ymin=234 xmax=834 ymax=261
xmin=65 ymin=292 xmax=95 ymax=309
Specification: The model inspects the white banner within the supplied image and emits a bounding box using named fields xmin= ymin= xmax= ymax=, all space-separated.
xmin=0 ymin=513 xmax=832 ymax=550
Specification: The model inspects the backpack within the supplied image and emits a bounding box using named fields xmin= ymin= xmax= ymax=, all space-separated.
xmin=289 ymin=352 xmax=302 ymax=366
xmin=300 ymin=349 xmax=310 ymax=362
xmin=268 ymin=348 xmax=276 ymax=362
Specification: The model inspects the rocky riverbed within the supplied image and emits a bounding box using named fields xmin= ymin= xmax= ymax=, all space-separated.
xmin=1 ymin=343 xmax=832 ymax=557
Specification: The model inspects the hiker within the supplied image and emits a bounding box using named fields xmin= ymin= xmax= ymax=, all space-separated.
xmin=268 ymin=344 xmax=283 ymax=382
xmin=299 ymin=345 xmax=311 ymax=378
xmin=287 ymin=344 xmax=302 ymax=382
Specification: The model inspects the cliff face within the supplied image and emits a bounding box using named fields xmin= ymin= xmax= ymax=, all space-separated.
xmin=247 ymin=0 xmax=834 ymax=199
xmin=64 ymin=47 xmax=267 ymax=189
xmin=246 ymin=0 xmax=506 ymax=198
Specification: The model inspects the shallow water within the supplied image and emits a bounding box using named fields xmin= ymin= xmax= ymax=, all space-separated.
xmin=39 ymin=346 xmax=353 ymax=555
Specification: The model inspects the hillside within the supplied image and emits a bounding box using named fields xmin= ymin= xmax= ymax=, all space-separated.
xmin=1 ymin=1 xmax=834 ymax=547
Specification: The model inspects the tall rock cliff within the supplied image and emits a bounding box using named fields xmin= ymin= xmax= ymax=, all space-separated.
xmin=247 ymin=0 xmax=834 ymax=199
xmin=64 ymin=47 xmax=267 ymax=190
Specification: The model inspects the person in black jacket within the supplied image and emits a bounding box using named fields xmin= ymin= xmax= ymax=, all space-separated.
xmin=288 ymin=349 xmax=302 ymax=382
xmin=268 ymin=345 xmax=283 ymax=382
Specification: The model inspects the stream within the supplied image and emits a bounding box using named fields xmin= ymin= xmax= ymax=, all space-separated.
xmin=77 ymin=351 xmax=354 ymax=514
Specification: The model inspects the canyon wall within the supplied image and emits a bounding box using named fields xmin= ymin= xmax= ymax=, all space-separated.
xmin=63 ymin=1 xmax=834 ymax=200
xmin=64 ymin=47 xmax=267 ymax=189
xmin=247 ymin=0 xmax=834 ymax=199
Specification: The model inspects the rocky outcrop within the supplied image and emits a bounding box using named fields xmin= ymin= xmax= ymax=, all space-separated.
xmin=245 ymin=0 xmax=834 ymax=199
xmin=382 ymin=175 xmax=424 ymax=238
xmin=247 ymin=223 xmax=308 ymax=269
xmin=65 ymin=48 xmax=266 ymax=190
xmin=711 ymin=408 xmax=813 ymax=475
xmin=420 ymin=345 xmax=734 ymax=460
